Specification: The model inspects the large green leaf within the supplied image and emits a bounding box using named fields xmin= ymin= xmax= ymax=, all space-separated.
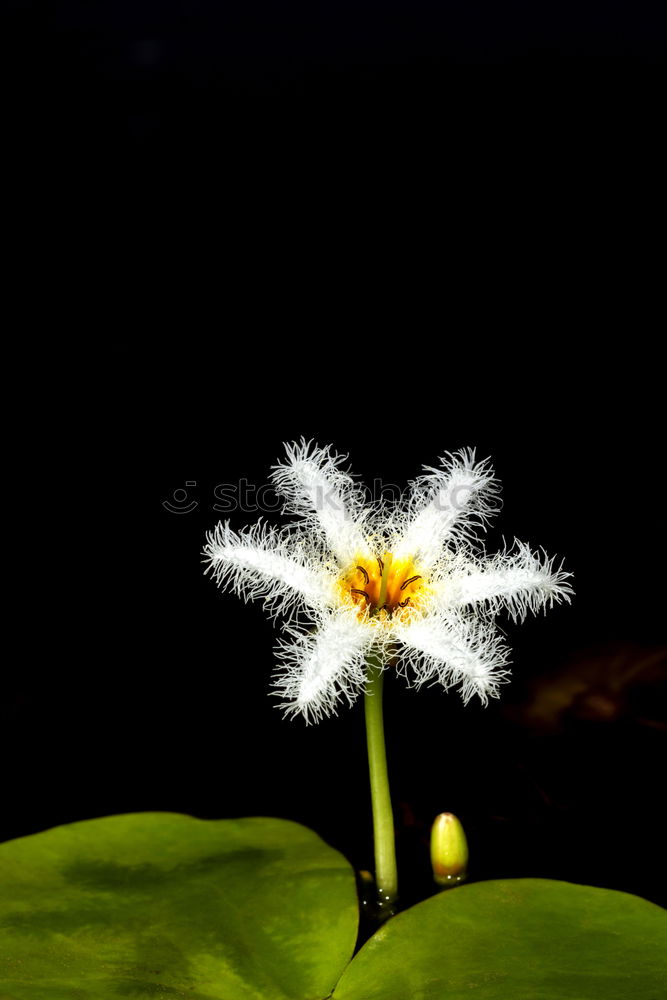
xmin=3 ymin=817 xmax=665 ymax=1000
xmin=0 ymin=812 xmax=358 ymax=1000
xmin=333 ymin=878 xmax=667 ymax=1000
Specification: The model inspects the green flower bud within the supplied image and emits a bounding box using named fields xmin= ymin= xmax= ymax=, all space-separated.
xmin=430 ymin=812 xmax=469 ymax=887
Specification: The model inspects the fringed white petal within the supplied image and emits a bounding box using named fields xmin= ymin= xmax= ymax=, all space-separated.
xmin=394 ymin=449 xmax=499 ymax=568
xmin=202 ymin=520 xmax=336 ymax=618
xmin=203 ymin=442 xmax=573 ymax=721
xmin=434 ymin=541 xmax=574 ymax=621
xmin=271 ymin=439 xmax=372 ymax=566
xmin=273 ymin=609 xmax=373 ymax=723
xmin=394 ymin=611 xmax=511 ymax=706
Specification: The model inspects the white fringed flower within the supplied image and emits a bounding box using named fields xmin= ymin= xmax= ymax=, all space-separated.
xmin=203 ymin=441 xmax=573 ymax=723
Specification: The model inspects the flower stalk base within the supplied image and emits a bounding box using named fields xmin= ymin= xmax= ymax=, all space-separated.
xmin=364 ymin=654 xmax=398 ymax=914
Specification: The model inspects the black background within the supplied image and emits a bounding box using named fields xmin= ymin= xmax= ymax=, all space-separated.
xmin=5 ymin=344 xmax=666 ymax=912
xmin=4 ymin=0 xmax=666 ymax=915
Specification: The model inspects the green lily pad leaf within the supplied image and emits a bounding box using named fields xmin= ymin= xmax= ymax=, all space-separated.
xmin=334 ymin=878 xmax=667 ymax=1000
xmin=0 ymin=812 xmax=358 ymax=1000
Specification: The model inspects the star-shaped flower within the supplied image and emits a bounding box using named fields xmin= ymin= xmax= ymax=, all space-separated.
xmin=203 ymin=441 xmax=572 ymax=723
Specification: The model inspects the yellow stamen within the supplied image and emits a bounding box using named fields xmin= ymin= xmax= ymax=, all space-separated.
xmin=341 ymin=552 xmax=427 ymax=618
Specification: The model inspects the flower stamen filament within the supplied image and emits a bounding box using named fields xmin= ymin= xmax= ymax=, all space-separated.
xmin=351 ymin=588 xmax=371 ymax=603
xmin=341 ymin=552 xmax=426 ymax=620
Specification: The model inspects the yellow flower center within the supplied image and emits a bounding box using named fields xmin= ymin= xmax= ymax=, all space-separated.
xmin=339 ymin=551 xmax=426 ymax=619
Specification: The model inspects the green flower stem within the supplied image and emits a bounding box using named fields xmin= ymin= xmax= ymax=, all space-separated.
xmin=364 ymin=653 xmax=398 ymax=908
